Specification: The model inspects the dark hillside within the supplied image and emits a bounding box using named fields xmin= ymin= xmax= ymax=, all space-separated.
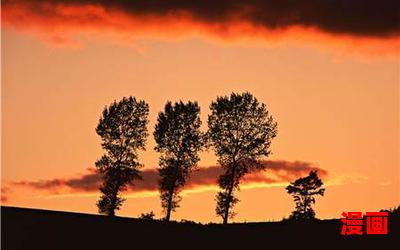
xmin=1 ymin=206 xmax=398 ymax=249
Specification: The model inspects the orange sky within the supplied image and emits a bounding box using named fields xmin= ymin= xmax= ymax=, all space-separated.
xmin=1 ymin=1 xmax=399 ymax=223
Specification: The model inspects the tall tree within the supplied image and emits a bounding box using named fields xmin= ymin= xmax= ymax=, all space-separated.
xmin=208 ymin=92 xmax=278 ymax=224
xmin=286 ymin=170 xmax=325 ymax=220
xmin=154 ymin=101 xmax=203 ymax=221
xmin=95 ymin=97 xmax=149 ymax=216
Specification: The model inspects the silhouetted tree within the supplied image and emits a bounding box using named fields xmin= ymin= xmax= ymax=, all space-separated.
xmin=207 ymin=92 xmax=278 ymax=224
xmin=286 ymin=170 xmax=325 ymax=220
xmin=95 ymin=97 xmax=149 ymax=216
xmin=154 ymin=101 xmax=204 ymax=221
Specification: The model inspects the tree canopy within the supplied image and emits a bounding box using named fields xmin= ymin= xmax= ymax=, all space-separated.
xmin=95 ymin=97 xmax=149 ymax=216
xmin=208 ymin=92 xmax=278 ymax=224
xmin=154 ymin=101 xmax=204 ymax=221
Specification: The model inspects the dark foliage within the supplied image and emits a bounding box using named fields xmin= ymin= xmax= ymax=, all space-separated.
xmin=286 ymin=170 xmax=325 ymax=220
xmin=95 ymin=97 xmax=149 ymax=216
xmin=154 ymin=101 xmax=204 ymax=221
xmin=139 ymin=211 xmax=156 ymax=220
xmin=381 ymin=205 xmax=400 ymax=218
xmin=207 ymin=92 xmax=278 ymax=224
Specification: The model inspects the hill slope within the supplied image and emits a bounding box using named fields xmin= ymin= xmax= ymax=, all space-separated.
xmin=1 ymin=206 xmax=398 ymax=249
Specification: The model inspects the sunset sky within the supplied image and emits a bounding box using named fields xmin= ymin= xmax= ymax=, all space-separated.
xmin=1 ymin=0 xmax=399 ymax=223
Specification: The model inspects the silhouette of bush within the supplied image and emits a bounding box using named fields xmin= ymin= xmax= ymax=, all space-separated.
xmin=139 ymin=211 xmax=156 ymax=220
xmin=179 ymin=219 xmax=199 ymax=225
xmin=286 ymin=170 xmax=325 ymax=220
xmin=381 ymin=205 xmax=400 ymax=217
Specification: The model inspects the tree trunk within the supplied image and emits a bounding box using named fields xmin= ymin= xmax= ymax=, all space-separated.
xmin=109 ymin=188 xmax=119 ymax=216
xmin=109 ymin=209 xmax=115 ymax=217
xmin=223 ymin=161 xmax=236 ymax=224
xmin=223 ymin=184 xmax=234 ymax=224
xmin=165 ymin=176 xmax=176 ymax=221
xmin=165 ymin=185 xmax=175 ymax=222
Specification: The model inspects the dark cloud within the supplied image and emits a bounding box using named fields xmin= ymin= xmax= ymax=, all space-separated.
xmin=65 ymin=170 xmax=101 ymax=191
xmin=261 ymin=160 xmax=328 ymax=181
xmin=3 ymin=0 xmax=399 ymax=38
xmin=13 ymin=169 xmax=101 ymax=192
xmin=11 ymin=160 xmax=327 ymax=194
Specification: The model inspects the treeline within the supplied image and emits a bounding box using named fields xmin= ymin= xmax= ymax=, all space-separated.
xmin=95 ymin=92 xmax=324 ymax=224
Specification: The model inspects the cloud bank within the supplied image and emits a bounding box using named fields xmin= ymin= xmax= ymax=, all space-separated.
xmin=3 ymin=0 xmax=398 ymax=37
xmin=2 ymin=0 xmax=398 ymax=56
xmin=11 ymin=160 xmax=327 ymax=196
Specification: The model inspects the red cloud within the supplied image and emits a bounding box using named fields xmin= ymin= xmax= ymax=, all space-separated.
xmin=2 ymin=0 xmax=399 ymax=58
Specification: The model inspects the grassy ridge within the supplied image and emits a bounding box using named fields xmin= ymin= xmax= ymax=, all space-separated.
xmin=1 ymin=206 xmax=398 ymax=249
